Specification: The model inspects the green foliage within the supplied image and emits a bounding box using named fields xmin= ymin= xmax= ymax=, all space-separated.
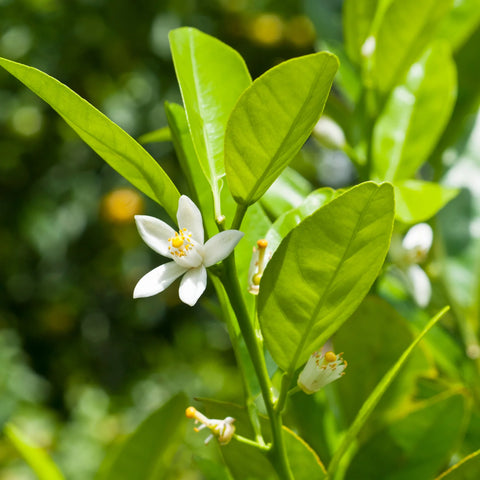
xmin=5 ymin=423 xmax=65 ymax=480
xmin=0 ymin=57 xmax=180 ymax=220
xmin=436 ymin=449 xmax=480 ymax=480
xmin=224 ymin=52 xmax=338 ymax=205
xmin=259 ymin=182 xmax=394 ymax=372
xmin=372 ymin=42 xmax=457 ymax=181
xmin=96 ymin=394 xmax=187 ymax=480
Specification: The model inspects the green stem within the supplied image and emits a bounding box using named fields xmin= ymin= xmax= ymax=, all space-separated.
xmin=231 ymin=203 xmax=248 ymax=230
xmin=222 ymin=253 xmax=293 ymax=480
xmin=234 ymin=434 xmax=271 ymax=451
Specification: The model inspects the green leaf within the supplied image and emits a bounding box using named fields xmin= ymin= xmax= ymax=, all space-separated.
xmin=332 ymin=296 xmax=430 ymax=426
xmin=369 ymin=0 xmax=453 ymax=94
xmin=394 ymin=180 xmax=459 ymax=224
xmin=165 ymin=101 xmax=217 ymax=238
xmin=200 ymin=399 xmax=327 ymax=480
xmin=225 ymin=52 xmax=338 ymax=205
xmin=435 ymin=449 xmax=480 ymax=480
xmin=328 ymin=306 xmax=450 ymax=477
xmin=266 ymin=187 xmax=336 ymax=254
xmin=345 ymin=391 xmax=467 ymax=479
xmin=4 ymin=423 xmax=65 ymax=480
xmin=436 ymin=0 xmax=480 ymax=51
xmin=342 ymin=0 xmax=380 ymax=64
xmin=138 ymin=126 xmax=171 ymax=144
xmin=258 ymin=182 xmax=394 ymax=372
xmin=0 ymin=57 xmax=180 ymax=220
xmin=261 ymin=167 xmax=312 ymax=220
xmin=96 ymin=393 xmax=187 ymax=480
xmin=372 ymin=42 xmax=457 ymax=181
xmin=169 ymin=27 xmax=251 ymax=218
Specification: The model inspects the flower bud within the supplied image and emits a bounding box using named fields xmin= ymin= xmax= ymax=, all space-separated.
xmin=312 ymin=116 xmax=346 ymax=150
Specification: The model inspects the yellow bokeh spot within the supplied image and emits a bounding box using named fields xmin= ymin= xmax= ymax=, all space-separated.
xmin=249 ymin=14 xmax=283 ymax=46
xmin=285 ymin=16 xmax=316 ymax=48
xmin=171 ymin=235 xmax=184 ymax=248
xmin=102 ymin=188 xmax=144 ymax=223
xmin=325 ymin=351 xmax=337 ymax=363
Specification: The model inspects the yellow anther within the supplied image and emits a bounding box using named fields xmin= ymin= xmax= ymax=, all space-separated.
xmin=253 ymin=273 xmax=262 ymax=285
xmin=185 ymin=406 xmax=197 ymax=419
xmin=257 ymin=239 xmax=268 ymax=249
xmin=171 ymin=234 xmax=184 ymax=248
xmin=325 ymin=351 xmax=337 ymax=363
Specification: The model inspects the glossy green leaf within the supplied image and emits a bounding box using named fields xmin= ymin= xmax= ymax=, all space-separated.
xmin=201 ymin=399 xmax=327 ymax=480
xmin=436 ymin=0 xmax=480 ymax=51
xmin=370 ymin=0 xmax=452 ymax=94
xmin=395 ymin=180 xmax=459 ymax=224
xmin=0 ymin=57 xmax=180 ymax=219
xmin=165 ymin=101 xmax=217 ymax=238
xmin=96 ymin=393 xmax=187 ymax=480
xmin=266 ymin=187 xmax=336 ymax=254
xmin=258 ymin=182 xmax=394 ymax=372
xmin=342 ymin=0 xmax=379 ymax=64
xmin=373 ymin=42 xmax=457 ymax=181
xmin=169 ymin=27 xmax=251 ymax=218
xmin=225 ymin=52 xmax=338 ymax=205
xmin=261 ymin=167 xmax=312 ymax=220
xmin=138 ymin=126 xmax=171 ymax=144
xmin=436 ymin=449 xmax=480 ymax=480
xmin=345 ymin=391 xmax=467 ymax=479
xmin=328 ymin=306 xmax=450 ymax=477
xmin=4 ymin=423 xmax=65 ymax=480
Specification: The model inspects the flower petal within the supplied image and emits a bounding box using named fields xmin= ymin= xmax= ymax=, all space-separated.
xmin=406 ymin=264 xmax=431 ymax=307
xmin=402 ymin=223 xmax=433 ymax=252
xmin=133 ymin=262 xmax=187 ymax=298
xmin=135 ymin=215 xmax=176 ymax=257
xmin=177 ymin=195 xmax=204 ymax=244
xmin=179 ymin=266 xmax=207 ymax=306
xmin=203 ymin=230 xmax=244 ymax=267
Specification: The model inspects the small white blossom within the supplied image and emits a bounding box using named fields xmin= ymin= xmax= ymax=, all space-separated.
xmin=298 ymin=350 xmax=347 ymax=394
xmin=185 ymin=406 xmax=236 ymax=445
xmin=133 ymin=195 xmax=243 ymax=306
xmin=390 ymin=223 xmax=433 ymax=307
xmin=361 ymin=35 xmax=376 ymax=57
xmin=313 ymin=116 xmax=346 ymax=150
xmin=247 ymin=239 xmax=270 ymax=295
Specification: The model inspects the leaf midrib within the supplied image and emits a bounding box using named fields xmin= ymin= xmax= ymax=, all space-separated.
xmin=286 ymin=185 xmax=379 ymax=375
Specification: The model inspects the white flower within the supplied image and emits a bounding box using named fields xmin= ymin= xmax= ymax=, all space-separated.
xmin=185 ymin=406 xmax=236 ymax=445
xmin=390 ymin=223 xmax=433 ymax=307
xmin=133 ymin=195 xmax=243 ymax=306
xmin=298 ymin=350 xmax=347 ymax=394
xmin=247 ymin=239 xmax=270 ymax=295
xmin=313 ymin=116 xmax=346 ymax=150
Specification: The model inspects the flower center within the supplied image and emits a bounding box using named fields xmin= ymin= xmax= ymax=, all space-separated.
xmin=168 ymin=228 xmax=194 ymax=257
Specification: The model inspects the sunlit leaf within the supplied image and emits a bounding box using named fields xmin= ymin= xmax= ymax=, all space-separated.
xmin=169 ymin=27 xmax=251 ymax=218
xmin=225 ymin=52 xmax=338 ymax=205
xmin=394 ymin=179 xmax=459 ymax=224
xmin=258 ymin=182 xmax=394 ymax=372
xmin=5 ymin=423 xmax=65 ymax=480
xmin=0 ymin=57 xmax=180 ymax=219
xmin=138 ymin=126 xmax=171 ymax=144
xmin=370 ymin=0 xmax=452 ymax=94
xmin=373 ymin=42 xmax=457 ymax=181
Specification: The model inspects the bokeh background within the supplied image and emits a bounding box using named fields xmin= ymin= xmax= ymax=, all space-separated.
xmin=2 ymin=0 xmax=480 ymax=478
xmin=0 ymin=1 xmax=347 ymax=478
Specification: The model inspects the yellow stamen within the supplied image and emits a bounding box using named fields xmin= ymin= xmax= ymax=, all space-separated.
xmin=325 ymin=351 xmax=337 ymax=363
xmin=171 ymin=235 xmax=184 ymax=248
xmin=185 ymin=406 xmax=197 ymax=419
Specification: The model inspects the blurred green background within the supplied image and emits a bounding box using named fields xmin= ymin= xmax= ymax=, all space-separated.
xmin=0 ymin=1 xmax=345 ymax=478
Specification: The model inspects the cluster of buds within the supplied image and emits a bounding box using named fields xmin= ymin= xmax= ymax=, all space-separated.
xmin=248 ymin=239 xmax=270 ymax=295
xmin=185 ymin=406 xmax=236 ymax=445
xmin=297 ymin=350 xmax=347 ymax=394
